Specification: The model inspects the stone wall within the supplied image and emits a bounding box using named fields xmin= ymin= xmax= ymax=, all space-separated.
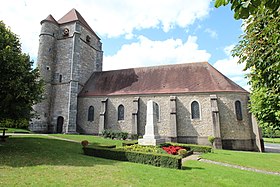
xmin=77 ymin=92 xmax=256 ymax=150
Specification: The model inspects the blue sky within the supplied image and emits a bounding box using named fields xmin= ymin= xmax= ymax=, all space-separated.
xmin=0 ymin=0 xmax=248 ymax=90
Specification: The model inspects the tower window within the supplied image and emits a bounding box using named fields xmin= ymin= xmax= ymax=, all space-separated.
xmin=86 ymin=35 xmax=91 ymax=42
xmin=118 ymin=104 xmax=124 ymax=121
xmin=235 ymin=100 xmax=243 ymax=121
xmin=88 ymin=106 xmax=94 ymax=122
xmin=191 ymin=101 xmax=200 ymax=119
xmin=46 ymin=66 xmax=50 ymax=70
xmin=59 ymin=75 xmax=62 ymax=83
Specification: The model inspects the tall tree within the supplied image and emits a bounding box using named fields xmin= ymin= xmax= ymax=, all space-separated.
xmin=215 ymin=1 xmax=280 ymax=131
xmin=0 ymin=21 xmax=43 ymax=127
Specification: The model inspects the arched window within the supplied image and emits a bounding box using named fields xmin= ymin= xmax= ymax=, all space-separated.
xmin=155 ymin=102 xmax=160 ymax=122
xmin=118 ymin=104 xmax=124 ymax=120
xmin=191 ymin=101 xmax=200 ymax=119
xmin=88 ymin=106 xmax=94 ymax=122
xmin=235 ymin=100 xmax=243 ymax=121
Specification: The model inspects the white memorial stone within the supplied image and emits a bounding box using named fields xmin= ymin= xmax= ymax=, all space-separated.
xmin=139 ymin=100 xmax=165 ymax=145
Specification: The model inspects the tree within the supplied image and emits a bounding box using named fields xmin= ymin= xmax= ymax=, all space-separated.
xmin=0 ymin=21 xmax=43 ymax=128
xmin=215 ymin=0 xmax=280 ymax=19
xmin=214 ymin=1 xmax=280 ymax=131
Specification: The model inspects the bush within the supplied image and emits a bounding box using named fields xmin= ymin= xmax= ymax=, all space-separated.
xmin=170 ymin=143 xmax=212 ymax=153
xmin=122 ymin=144 xmax=164 ymax=154
xmin=81 ymin=140 xmax=89 ymax=147
xmin=122 ymin=141 xmax=138 ymax=146
xmin=83 ymin=147 xmax=182 ymax=169
xmin=0 ymin=118 xmax=29 ymax=129
xmin=130 ymin=134 xmax=139 ymax=140
xmin=101 ymin=129 xmax=128 ymax=140
xmin=208 ymin=136 xmax=215 ymax=146
xmin=178 ymin=149 xmax=193 ymax=158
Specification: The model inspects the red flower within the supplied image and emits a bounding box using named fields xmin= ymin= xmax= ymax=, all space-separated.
xmin=162 ymin=146 xmax=183 ymax=155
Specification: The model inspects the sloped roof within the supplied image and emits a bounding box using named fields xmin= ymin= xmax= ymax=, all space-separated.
xmin=57 ymin=8 xmax=100 ymax=39
xmin=79 ymin=62 xmax=248 ymax=97
xmin=40 ymin=14 xmax=58 ymax=25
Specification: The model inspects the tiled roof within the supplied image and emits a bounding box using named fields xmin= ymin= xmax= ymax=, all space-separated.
xmin=79 ymin=62 xmax=248 ymax=97
xmin=57 ymin=8 xmax=100 ymax=39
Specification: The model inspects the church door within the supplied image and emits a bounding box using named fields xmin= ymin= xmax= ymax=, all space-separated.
xmin=57 ymin=116 xmax=64 ymax=133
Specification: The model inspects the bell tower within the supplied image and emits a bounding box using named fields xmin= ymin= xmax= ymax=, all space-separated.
xmin=31 ymin=9 xmax=103 ymax=133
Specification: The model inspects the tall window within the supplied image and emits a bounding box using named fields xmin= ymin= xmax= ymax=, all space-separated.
xmin=118 ymin=104 xmax=124 ymax=120
xmin=191 ymin=101 xmax=200 ymax=119
xmin=235 ymin=100 xmax=243 ymax=121
xmin=59 ymin=74 xmax=62 ymax=83
xmin=88 ymin=106 xmax=94 ymax=122
xmin=155 ymin=102 xmax=160 ymax=122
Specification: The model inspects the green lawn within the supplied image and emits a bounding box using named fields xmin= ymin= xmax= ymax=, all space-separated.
xmin=0 ymin=135 xmax=279 ymax=186
xmin=0 ymin=127 xmax=31 ymax=133
xmin=201 ymin=149 xmax=280 ymax=172
xmin=263 ymin=137 xmax=280 ymax=144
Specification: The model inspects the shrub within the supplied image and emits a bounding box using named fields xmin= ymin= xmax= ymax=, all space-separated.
xmin=123 ymin=144 xmax=164 ymax=154
xmin=130 ymin=134 xmax=139 ymax=140
xmin=122 ymin=141 xmax=138 ymax=146
xmin=0 ymin=118 xmax=29 ymax=129
xmin=101 ymin=129 xmax=128 ymax=140
xmin=83 ymin=147 xmax=182 ymax=169
xmin=81 ymin=140 xmax=89 ymax=147
xmin=208 ymin=136 xmax=215 ymax=146
xmin=170 ymin=143 xmax=212 ymax=153
xmin=120 ymin=132 xmax=128 ymax=140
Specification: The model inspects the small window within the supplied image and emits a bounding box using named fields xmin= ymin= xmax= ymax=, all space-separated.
xmin=191 ymin=101 xmax=200 ymax=119
xmin=235 ymin=100 xmax=243 ymax=120
xmin=155 ymin=102 xmax=160 ymax=122
xmin=118 ymin=105 xmax=124 ymax=120
xmin=59 ymin=75 xmax=62 ymax=83
xmin=88 ymin=106 xmax=94 ymax=122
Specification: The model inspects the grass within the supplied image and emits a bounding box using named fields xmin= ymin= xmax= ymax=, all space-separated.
xmin=201 ymin=149 xmax=280 ymax=172
xmin=0 ymin=128 xmax=31 ymax=133
xmin=0 ymin=135 xmax=280 ymax=186
xmin=50 ymin=134 xmax=125 ymax=147
xmin=263 ymin=137 xmax=280 ymax=144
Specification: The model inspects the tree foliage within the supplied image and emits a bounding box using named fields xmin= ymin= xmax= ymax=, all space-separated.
xmin=215 ymin=1 xmax=280 ymax=131
xmin=0 ymin=21 xmax=43 ymax=126
xmin=215 ymin=0 xmax=280 ymax=19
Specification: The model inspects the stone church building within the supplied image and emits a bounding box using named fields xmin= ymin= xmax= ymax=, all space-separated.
xmin=31 ymin=9 xmax=263 ymax=151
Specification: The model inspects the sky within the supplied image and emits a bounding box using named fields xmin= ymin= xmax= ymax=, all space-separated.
xmin=0 ymin=0 xmax=249 ymax=90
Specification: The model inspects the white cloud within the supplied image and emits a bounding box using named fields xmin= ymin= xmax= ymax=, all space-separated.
xmin=213 ymin=45 xmax=250 ymax=91
xmin=103 ymin=35 xmax=211 ymax=70
xmin=0 ymin=0 xmax=211 ymax=60
xmin=204 ymin=28 xmax=218 ymax=39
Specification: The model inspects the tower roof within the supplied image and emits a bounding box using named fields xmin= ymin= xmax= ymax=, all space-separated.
xmin=79 ymin=62 xmax=248 ymax=97
xmin=40 ymin=14 xmax=58 ymax=25
xmin=58 ymin=8 xmax=99 ymax=39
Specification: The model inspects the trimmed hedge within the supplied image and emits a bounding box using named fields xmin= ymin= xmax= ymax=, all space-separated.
xmin=122 ymin=141 xmax=138 ymax=146
xmin=83 ymin=147 xmax=182 ymax=169
xmin=171 ymin=143 xmax=212 ymax=153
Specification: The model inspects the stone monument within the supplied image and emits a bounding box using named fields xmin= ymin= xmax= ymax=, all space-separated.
xmin=139 ymin=100 xmax=165 ymax=145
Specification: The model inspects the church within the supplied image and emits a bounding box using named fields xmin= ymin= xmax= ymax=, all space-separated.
xmin=30 ymin=9 xmax=263 ymax=151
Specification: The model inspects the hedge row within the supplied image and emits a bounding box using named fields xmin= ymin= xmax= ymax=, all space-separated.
xmin=171 ymin=143 xmax=212 ymax=153
xmin=83 ymin=147 xmax=182 ymax=169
